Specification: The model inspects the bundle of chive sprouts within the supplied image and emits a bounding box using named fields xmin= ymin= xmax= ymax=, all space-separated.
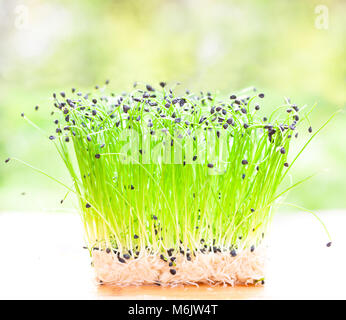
xmin=15 ymin=81 xmax=334 ymax=286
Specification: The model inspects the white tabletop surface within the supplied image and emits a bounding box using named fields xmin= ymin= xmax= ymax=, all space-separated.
xmin=0 ymin=210 xmax=345 ymax=299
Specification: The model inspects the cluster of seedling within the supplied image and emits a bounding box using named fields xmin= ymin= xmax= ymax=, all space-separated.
xmin=8 ymin=80 xmax=333 ymax=279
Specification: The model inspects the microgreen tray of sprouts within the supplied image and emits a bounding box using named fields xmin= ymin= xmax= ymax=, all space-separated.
xmin=13 ymin=81 xmax=333 ymax=286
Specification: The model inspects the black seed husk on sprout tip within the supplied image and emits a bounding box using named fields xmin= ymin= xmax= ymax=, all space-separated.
xmin=5 ymin=158 xmax=10 ymax=163
xmin=146 ymin=84 xmax=155 ymax=92
xmin=118 ymin=256 xmax=126 ymax=263
xmin=160 ymin=254 xmax=167 ymax=262
xmin=241 ymin=159 xmax=248 ymax=165
xmin=86 ymin=203 xmax=91 ymax=208
xmin=170 ymin=269 xmax=177 ymax=275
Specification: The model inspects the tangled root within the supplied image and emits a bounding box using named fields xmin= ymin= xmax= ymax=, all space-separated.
xmin=92 ymin=249 xmax=265 ymax=287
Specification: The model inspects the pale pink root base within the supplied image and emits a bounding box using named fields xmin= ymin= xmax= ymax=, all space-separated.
xmin=92 ymin=249 xmax=265 ymax=287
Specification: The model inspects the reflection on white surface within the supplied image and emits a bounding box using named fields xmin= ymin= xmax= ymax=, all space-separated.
xmin=0 ymin=212 xmax=95 ymax=299
xmin=266 ymin=211 xmax=345 ymax=299
xmin=0 ymin=210 xmax=345 ymax=299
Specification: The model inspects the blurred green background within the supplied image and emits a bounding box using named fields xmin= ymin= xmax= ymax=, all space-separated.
xmin=0 ymin=0 xmax=345 ymax=213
